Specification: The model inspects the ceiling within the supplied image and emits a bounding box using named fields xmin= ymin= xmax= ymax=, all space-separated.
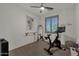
xmin=19 ymin=3 xmax=76 ymax=16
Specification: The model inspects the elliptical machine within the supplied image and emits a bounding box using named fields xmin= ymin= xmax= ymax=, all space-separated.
xmin=44 ymin=32 xmax=62 ymax=55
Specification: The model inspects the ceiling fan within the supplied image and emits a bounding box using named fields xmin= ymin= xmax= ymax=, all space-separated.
xmin=30 ymin=3 xmax=54 ymax=13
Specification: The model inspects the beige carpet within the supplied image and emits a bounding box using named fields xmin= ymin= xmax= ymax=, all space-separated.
xmin=10 ymin=40 xmax=71 ymax=56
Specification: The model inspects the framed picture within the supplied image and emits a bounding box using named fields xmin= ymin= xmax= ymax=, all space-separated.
xmin=26 ymin=16 xmax=34 ymax=30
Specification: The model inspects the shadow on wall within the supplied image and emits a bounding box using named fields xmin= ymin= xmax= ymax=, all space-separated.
xmin=64 ymin=35 xmax=76 ymax=43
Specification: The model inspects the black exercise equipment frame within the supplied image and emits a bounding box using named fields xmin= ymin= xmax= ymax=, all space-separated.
xmin=44 ymin=32 xmax=62 ymax=55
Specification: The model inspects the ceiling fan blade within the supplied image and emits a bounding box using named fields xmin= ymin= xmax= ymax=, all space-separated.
xmin=30 ymin=6 xmax=40 ymax=8
xmin=44 ymin=6 xmax=54 ymax=10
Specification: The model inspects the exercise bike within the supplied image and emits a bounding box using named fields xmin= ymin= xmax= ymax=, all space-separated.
xmin=44 ymin=33 xmax=62 ymax=55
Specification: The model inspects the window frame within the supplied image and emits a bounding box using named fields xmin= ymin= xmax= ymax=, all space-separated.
xmin=45 ymin=15 xmax=59 ymax=33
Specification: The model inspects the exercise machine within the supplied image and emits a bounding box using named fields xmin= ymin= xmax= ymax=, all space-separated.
xmin=44 ymin=27 xmax=65 ymax=55
xmin=44 ymin=33 xmax=62 ymax=55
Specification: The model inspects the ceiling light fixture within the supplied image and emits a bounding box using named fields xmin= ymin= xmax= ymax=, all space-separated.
xmin=30 ymin=3 xmax=54 ymax=13
xmin=40 ymin=7 xmax=45 ymax=10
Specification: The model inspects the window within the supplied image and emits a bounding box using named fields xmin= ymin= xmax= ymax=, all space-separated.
xmin=45 ymin=15 xmax=59 ymax=33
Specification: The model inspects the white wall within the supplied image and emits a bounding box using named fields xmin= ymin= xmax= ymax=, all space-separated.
xmin=76 ymin=4 xmax=79 ymax=45
xmin=38 ymin=5 xmax=76 ymax=45
xmin=0 ymin=4 xmax=38 ymax=50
